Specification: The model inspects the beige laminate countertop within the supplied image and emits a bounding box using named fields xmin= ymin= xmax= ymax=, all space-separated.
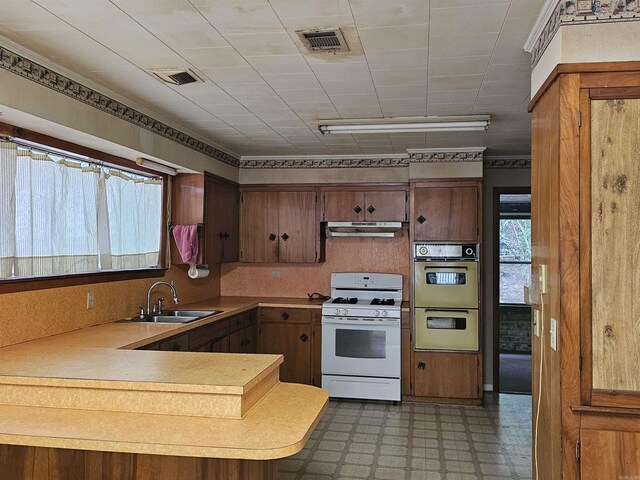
xmin=0 ymin=296 xmax=330 ymax=459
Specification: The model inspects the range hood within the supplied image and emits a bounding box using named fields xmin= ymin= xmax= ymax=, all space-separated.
xmin=326 ymin=221 xmax=403 ymax=238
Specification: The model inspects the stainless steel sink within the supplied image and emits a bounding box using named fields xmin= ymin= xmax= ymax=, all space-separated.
xmin=124 ymin=309 xmax=221 ymax=324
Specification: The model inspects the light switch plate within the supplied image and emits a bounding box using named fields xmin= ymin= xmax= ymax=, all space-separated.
xmin=550 ymin=317 xmax=558 ymax=351
xmin=271 ymin=270 xmax=280 ymax=278
xmin=533 ymin=309 xmax=540 ymax=337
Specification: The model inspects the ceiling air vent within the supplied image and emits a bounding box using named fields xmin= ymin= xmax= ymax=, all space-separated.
xmin=148 ymin=68 xmax=204 ymax=86
xmin=297 ymin=28 xmax=349 ymax=53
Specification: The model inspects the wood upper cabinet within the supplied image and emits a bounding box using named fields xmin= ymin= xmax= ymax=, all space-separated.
xmin=172 ymin=173 xmax=239 ymax=265
xmin=240 ymin=189 xmax=319 ymax=263
xmin=323 ymin=189 xmax=407 ymax=222
xmin=411 ymin=181 xmax=480 ymax=242
xmin=413 ymin=351 xmax=481 ymax=400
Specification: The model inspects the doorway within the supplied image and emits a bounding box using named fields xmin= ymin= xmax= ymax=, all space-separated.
xmin=493 ymin=189 xmax=532 ymax=394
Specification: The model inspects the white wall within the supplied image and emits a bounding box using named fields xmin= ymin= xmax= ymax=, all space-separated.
xmin=482 ymin=167 xmax=532 ymax=388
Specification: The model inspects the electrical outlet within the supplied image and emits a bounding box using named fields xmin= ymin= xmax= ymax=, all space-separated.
xmin=86 ymin=292 xmax=94 ymax=310
xmin=271 ymin=270 xmax=280 ymax=279
xmin=533 ymin=309 xmax=540 ymax=337
xmin=550 ymin=317 xmax=558 ymax=351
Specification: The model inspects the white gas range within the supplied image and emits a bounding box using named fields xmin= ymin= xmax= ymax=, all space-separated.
xmin=321 ymin=272 xmax=402 ymax=402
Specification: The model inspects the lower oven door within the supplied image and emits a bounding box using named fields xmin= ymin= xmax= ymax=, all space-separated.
xmin=414 ymin=261 xmax=478 ymax=308
xmin=322 ymin=317 xmax=400 ymax=378
xmin=414 ymin=308 xmax=479 ymax=351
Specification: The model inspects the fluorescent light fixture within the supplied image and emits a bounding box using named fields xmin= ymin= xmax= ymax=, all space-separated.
xmin=135 ymin=157 xmax=177 ymax=176
xmin=318 ymin=115 xmax=490 ymax=135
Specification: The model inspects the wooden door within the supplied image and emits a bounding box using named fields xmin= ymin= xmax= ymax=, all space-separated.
xmin=323 ymin=191 xmax=365 ymax=221
xmin=278 ymin=191 xmax=317 ymax=263
xmin=259 ymin=322 xmax=312 ymax=384
xmin=413 ymin=185 xmax=478 ymax=241
xmin=204 ymin=178 xmax=223 ymax=264
xmin=240 ymin=191 xmax=279 ymax=263
xmin=413 ymin=351 xmax=480 ymax=399
xmin=364 ymin=190 xmax=407 ymax=221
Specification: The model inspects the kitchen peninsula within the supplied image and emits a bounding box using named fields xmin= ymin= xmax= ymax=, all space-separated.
xmin=0 ymin=297 xmax=328 ymax=480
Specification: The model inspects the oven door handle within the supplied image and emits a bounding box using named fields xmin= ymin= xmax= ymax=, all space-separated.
xmin=322 ymin=317 xmax=399 ymax=326
xmin=423 ymin=308 xmax=470 ymax=314
xmin=422 ymin=265 xmax=468 ymax=270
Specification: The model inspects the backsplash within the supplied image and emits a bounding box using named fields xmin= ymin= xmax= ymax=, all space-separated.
xmin=220 ymin=232 xmax=410 ymax=299
xmin=0 ymin=264 xmax=220 ymax=348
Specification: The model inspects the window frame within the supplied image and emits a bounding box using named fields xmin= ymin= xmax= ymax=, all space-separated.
xmin=0 ymin=121 xmax=168 ymax=293
xmin=498 ymin=213 xmax=532 ymax=305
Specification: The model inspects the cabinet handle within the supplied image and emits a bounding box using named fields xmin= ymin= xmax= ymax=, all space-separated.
xmin=219 ymin=231 xmax=225 ymax=239
xmin=367 ymin=205 xmax=375 ymax=214
xmin=173 ymin=344 xmax=182 ymax=351
xmin=354 ymin=205 xmax=362 ymax=214
xmin=281 ymin=312 xmax=289 ymax=320
xmin=417 ymin=215 xmax=426 ymax=224
xmin=417 ymin=362 xmax=426 ymax=370
xmin=268 ymin=233 xmax=277 ymax=241
xmin=299 ymin=333 xmax=309 ymax=342
xmin=223 ymin=232 xmax=230 ymax=239
xmin=281 ymin=233 xmax=289 ymax=241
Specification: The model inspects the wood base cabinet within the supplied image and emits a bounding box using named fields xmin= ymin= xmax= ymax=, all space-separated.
xmin=413 ymin=352 xmax=481 ymax=403
xmin=0 ymin=444 xmax=278 ymax=480
xmin=258 ymin=308 xmax=321 ymax=386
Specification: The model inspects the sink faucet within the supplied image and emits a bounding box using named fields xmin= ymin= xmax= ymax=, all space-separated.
xmin=146 ymin=281 xmax=179 ymax=315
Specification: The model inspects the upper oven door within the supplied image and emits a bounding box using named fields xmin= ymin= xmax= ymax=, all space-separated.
xmin=322 ymin=317 xmax=400 ymax=378
xmin=414 ymin=261 xmax=478 ymax=308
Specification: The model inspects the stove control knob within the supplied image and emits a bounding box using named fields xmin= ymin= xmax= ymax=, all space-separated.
xmin=465 ymin=247 xmax=474 ymax=256
xmin=374 ymin=310 xmax=381 ymax=317
xmin=335 ymin=309 xmax=341 ymax=316
xmin=418 ymin=246 xmax=428 ymax=256
xmin=382 ymin=310 xmax=388 ymax=317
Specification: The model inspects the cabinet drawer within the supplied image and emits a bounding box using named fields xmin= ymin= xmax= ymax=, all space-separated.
xmin=260 ymin=307 xmax=311 ymax=324
xmin=160 ymin=333 xmax=189 ymax=352
xmin=413 ymin=351 xmax=480 ymax=399
xmin=189 ymin=319 xmax=229 ymax=350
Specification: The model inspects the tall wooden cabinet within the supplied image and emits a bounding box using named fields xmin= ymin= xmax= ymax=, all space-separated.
xmin=171 ymin=173 xmax=239 ymax=265
xmin=529 ymin=62 xmax=640 ymax=480
xmin=240 ymin=188 xmax=321 ymax=263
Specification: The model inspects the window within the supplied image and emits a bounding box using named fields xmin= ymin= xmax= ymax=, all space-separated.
xmin=0 ymin=139 xmax=164 ymax=281
xmin=499 ymin=218 xmax=531 ymax=304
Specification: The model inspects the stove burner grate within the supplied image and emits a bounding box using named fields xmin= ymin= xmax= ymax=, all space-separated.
xmin=371 ymin=298 xmax=395 ymax=306
xmin=332 ymin=297 xmax=358 ymax=304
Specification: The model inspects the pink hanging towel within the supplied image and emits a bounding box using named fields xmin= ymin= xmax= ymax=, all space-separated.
xmin=172 ymin=225 xmax=199 ymax=265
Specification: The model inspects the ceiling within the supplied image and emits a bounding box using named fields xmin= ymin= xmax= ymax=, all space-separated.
xmin=0 ymin=0 xmax=543 ymax=159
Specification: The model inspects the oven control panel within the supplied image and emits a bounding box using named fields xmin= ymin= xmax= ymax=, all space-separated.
xmin=414 ymin=243 xmax=479 ymax=261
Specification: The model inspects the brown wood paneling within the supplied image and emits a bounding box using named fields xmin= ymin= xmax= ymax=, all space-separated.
xmin=0 ymin=445 xmax=279 ymax=480
xmin=581 ymin=429 xmax=640 ymax=480
xmin=240 ymin=191 xmax=279 ymax=263
xmin=323 ymin=191 xmax=364 ymax=221
xmin=159 ymin=333 xmax=190 ymax=352
xmin=260 ymin=322 xmax=312 ymax=385
xmin=364 ymin=190 xmax=407 ymax=222
xmin=530 ymin=78 xmax=563 ymax=480
xmin=590 ymin=97 xmax=640 ymax=393
xmin=590 ymin=86 xmax=640 ymax=100
xmin=558 ymin=73 xmax=582 ymax=480
xmin=312 ymin=311 xmax=322 ymax=388
xmin=413 ymin=352 xmax=479 ymax=399
xmin=278 ymin=191 xmax=317 ymax=263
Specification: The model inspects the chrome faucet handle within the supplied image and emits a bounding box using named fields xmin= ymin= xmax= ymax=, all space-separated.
xmin=138 ymin=307 xmax=146 ymax=319
xmin=156 ymin=297 xmax=165 ymax=314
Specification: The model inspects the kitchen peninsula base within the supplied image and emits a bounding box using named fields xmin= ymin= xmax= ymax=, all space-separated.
xmin=0 ymin=445 xmax=277 ymax=480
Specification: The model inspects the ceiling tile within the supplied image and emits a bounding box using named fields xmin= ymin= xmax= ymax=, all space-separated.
xmin=428 ymin=55 xmax=491 ymax=76
xmin=329 ymin=94 xmax=380 ymax=107
xmin=367 ymin=49 xmax=428 ymax=71
xmin=427 ymin=103 xmax=476 ymax=115
xmin=350 ymin=0 xmax=430 ymax=28
xmin=320 ymin=79 xmax=376 ymax=95
xmin=371 ymin=68 xmax=428 ymax=86
xmin=334 ymin=106 xmax=384 ymax=118
xmin=428 ymin=74 xmax=484 ymax=91
xmin=358 ymin=24 xmax=429 ymax=52
xmin=376 ymin=85 xmax=427 ymax=100
xmin=179 ymin=46 xmax=247 ymax=68
xmin=479 ymin=80 xmax=530 ymax=97
xmin=200 ymin=66 xmax=264 ymax=85
xmin=380 ymin=99 xmax=427 ymax=116
xmin=245 ymin=54 xmax=311 ymax=75
xmin=269 ymin=0 xmax=352 ymax=19
xmin=263 ymin=73 xmax=322 ymax=90
xmin=428 ymin=90 xmax=478 ymax=105
xmin=429 ymin=32 xmax=499 ymax=58
xmin=310 ymin=62 xmax=371 ymax=82
xmin=192 ymin=0 xmax=283 ymax=34
xmin=279 ymin=89 xmax=332 ymax=103
xmin=429 ymin=4 xmax=509 ymax=37
xmin=224 ymin=32 xmax=299 ymax=56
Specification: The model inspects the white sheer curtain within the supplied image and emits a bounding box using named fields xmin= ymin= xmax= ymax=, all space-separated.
xmin=0 ymin=140 xmax=162 ymax=279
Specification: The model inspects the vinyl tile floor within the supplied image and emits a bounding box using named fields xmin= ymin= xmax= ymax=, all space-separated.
xmin=279 ymin=393 xmax=532 ymax=480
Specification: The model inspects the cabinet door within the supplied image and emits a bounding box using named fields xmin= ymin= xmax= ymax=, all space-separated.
xmin=229 ymin=329 xmax=244 ymax=353
xmin=243 ymin=323 xmax=257 ymax=354
xmin=240 ymin=191 xmax=279 ymax=263
xmin=207 ymin=180 xmax=240 ymax=264
xmin=171 ymin=174 xmax=205 ymax=265
xmin=259 ymin=322 xmax=312 ymax=384
xmin=364 ymin=191 xmax=407 ymax=222
xmin=278 ymin=191 xmax=317 ymax=263
xmin=413 ymin=352 xmax=480 ymax=399
xmin=581 ymin=429 xmax=640 ymax=480
xmin=159 ymin=333 xmax=189 ymax=352
xmin=413 ymin=186 xmax=478 ymax=241
xmin=323 ymin=191 xmax=365 ymax=221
